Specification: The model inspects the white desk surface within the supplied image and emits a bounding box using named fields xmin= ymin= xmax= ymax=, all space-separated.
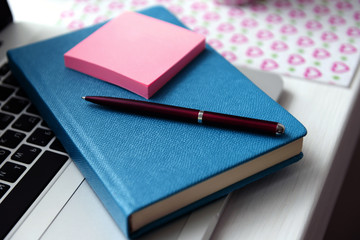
xmin=212 ymin=69 xmax=360 ymax=239
xmin=8 ymin=1 xmax=360 ymax=239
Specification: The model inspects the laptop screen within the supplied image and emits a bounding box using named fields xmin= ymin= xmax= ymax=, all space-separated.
xmin=0 ymin=0 xmax=13 ymax=32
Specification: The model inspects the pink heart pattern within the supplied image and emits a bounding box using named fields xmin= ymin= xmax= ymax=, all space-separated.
xmin=261 ymin=59 xmax=279 ymax=71
xmin=313 ymin=48 xmax=331 ymax=59
xmin=271 ymin=41 xmax=288 ymax=51
xmin=331 ymin=62 xmax=350 ymax=74
xmin=305 ymin=20 xmax=322 ymax=31
xmin=58 ymin=0 xmax=360 ymax=87
xmin=347 ymin=27 xmax=360 ymax=38
xmin=256 ymin=30 xmax=274 ymax=40
xmin=321 ymin=32 xmax=339 ymax=42
xmin=339 ymin=44 xmax=357 ymax=54
xmin=230 ymin=34 xmax=248 ymax=44
xmin=246 ymin=46 xmax=264 ymax=57
xmin=297 ymin=37 xmax=314 ymax=47
xmin=304 ymin=67 xmax=322 ymax=79
xmin=280 ymin=24 xmax=298 ymax=35
xmin=288 ymin=54 xmax=305 ymax=65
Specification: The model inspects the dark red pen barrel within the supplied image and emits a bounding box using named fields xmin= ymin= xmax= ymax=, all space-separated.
xmin=202 ymin=111 xmax=278 ymax=134
xmin=86 ymin=96 xmax=199 ymax=122
xmin=85 ymin=97 xmax=280 ymax=134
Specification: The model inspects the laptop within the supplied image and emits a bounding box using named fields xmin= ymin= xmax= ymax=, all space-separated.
xmin=0 ymin=1 xmax=283 ymax=239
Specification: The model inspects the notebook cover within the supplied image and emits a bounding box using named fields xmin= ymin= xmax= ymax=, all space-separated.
xmin=7 ymin=6 xmax=306 ymax=238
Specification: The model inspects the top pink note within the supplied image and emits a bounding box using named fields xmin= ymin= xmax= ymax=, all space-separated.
xmin=64 ymin=11 xmax=205 ymax=99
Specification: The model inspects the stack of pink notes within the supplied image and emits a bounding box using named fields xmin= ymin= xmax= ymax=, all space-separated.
xmin=64 ymin=11 xmax=206 ymax=99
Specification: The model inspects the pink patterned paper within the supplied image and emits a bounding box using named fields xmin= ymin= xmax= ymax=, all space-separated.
xmin=58 ymin=0 xmax=360 ymax=87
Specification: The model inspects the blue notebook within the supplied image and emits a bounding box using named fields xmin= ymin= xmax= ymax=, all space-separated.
xmin=7 ymin=6 xmax=306 ymax=238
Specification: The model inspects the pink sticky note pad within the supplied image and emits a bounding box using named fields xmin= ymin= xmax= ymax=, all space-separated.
xmin=64 ymin=11 xmax=205 ymax=99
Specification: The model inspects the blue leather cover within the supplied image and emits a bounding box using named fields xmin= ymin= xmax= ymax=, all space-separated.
xmin=7 ymin=6 xmax=307 ymax=238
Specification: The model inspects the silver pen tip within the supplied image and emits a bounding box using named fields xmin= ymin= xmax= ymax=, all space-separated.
xmin=276 ymin=123 xmax=285 ymax=135
xmin=81 ymin=96 xmax=86 ymax=100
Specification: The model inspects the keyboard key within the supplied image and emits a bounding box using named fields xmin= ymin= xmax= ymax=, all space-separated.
xmin=3 ymin=74 xmax=18 ymax=86
xmin=26 ymin=104 xmax=39 ymax=115
xmin=0 ymin=183 xmax=10 ymax=199
xmin=11 ymin=144 xmax=41 ymax=164
xmin=0 ymin=130 xmax=26 ymax=149
xmin=0 ymin=63 xmax=10 ymax=76
xmin=12 ymin=114 xmax=40 ymax=132
xmin=15 ymin=88 xmax=28 ymax=98
xmin=50 ymin=138 xmax=67 ymax=153
xmin=2 ymin=97 xmax=29 ymax=114
xmin=0 ymin=162 xmax=26 ymax=183
xmin=0 ymin=151 xmax=68 ymax=237
xmin=27 ymin=128 xmax=54 ymax=146
xmin=0 ymin=148 xmax=11 ymax=165
xmin=41 ymin=120 xmax=49 ymax=128
xmin=0 ymin=86 xmax=15 ymax=101
xmin=0 ymin=113 xmax=15 ymax=130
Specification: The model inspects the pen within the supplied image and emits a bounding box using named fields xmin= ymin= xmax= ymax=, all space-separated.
xmin=82 ymin=96 xmax=285 ymax=135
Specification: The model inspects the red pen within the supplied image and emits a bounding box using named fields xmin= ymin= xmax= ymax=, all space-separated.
xmin=82 ymin=96 xmax=285 ymax=135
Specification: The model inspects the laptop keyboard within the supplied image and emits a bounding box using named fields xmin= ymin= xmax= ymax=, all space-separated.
xmin=0 ymin=61 xmax=69 ymax=239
